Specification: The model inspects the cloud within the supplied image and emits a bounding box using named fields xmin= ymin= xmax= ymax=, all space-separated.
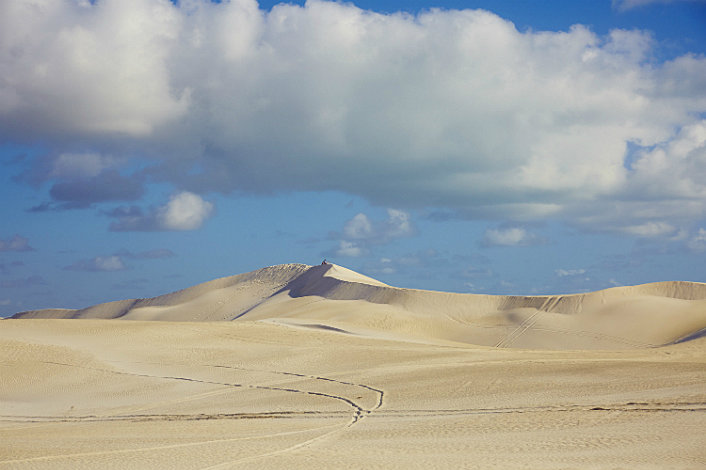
xmin=15 ymin=151 xmax=122 ymax=188
xmin=482 ymin=227 xmax=542 ymax=247
xmin=461 ymin=265 xmax=494 ymax=278
xmin=342 ymin=209 xmax=413 ymax=244
xmin=612 ymin=0 xmax=706 ymax=12
xmin=2 ymin=1 xmax=706 ymax=235
xmin=364 ymin=249 xmax=446 ymax=275
xmin=0 ymin=0 xmax=189 ymax=137
xmin=64 ymin=255 xmax=127 ymax=272
xmin=63 ymin=247 xmax=176 ymax=272
xmin=556 ymin=268 xmax=587 ymax=277
xmin=157 ymin=191 xmax=214 ymax=230
xmin=686 ymin=228 xmax=706 ymax=252
xmin=0 ymin=235 xmax=34 ymax=252
xmin=621 ymin=221 xmax=678 ymax=237
xmin=109 ymin=191 xmax=213 ymax=231
xmin=20 ymin=152 xmax=144 ymax=210
xmin=48 ymin=170 xmax=144 ymax=208
xmin=331 ymin=209 xmax=414 ymax=258
xmin=49 ymin=152 xmax=121 ymax=179
xmin=343 ymin=214 xmax=374 ymax=240
xmin=335 ymin=240 xmax=367 ymax=258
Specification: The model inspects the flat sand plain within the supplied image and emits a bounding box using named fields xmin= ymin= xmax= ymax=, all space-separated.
xmin=2 ymin=264 xmax=705 ymax=469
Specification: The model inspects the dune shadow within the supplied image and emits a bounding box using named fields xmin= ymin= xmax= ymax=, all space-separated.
xmin=673 ymin=327 xmax=706 ymax=344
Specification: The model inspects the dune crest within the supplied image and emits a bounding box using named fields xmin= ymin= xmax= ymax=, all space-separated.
xmin=10 ymin=263 xmax=706 ymax=350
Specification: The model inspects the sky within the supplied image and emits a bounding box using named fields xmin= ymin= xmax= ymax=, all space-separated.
xmin=1 ymin=0 xmax=706 ymax=316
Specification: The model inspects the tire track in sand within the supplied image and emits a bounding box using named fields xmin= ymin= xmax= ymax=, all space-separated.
xmin=0 ymin=422 xmax=344 ymax=466
xmin=33 ymin=360 xmax=370 ymax=423
xmin=495 ymin=297 xmax=561 ymax=348
xmin=2 ymin=359 xmax=384 ymax=468
xmin=205 ymin=364 xmax=384 ymax=412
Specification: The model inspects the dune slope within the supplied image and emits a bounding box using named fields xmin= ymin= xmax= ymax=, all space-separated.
xmin=10 ymin=263 xmax=706 ymax=349
xmin=3 ymin=266 xmax=705 ymax=469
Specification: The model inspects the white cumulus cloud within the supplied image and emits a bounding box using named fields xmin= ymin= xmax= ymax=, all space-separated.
xmin=343 ymin=213 xmax=374 ymax=240
xmin=157 ymin=191 xmax=214 ymax=231
xmin=109 ymin=191 xmax=213 ymax=231
xmin=2 ymin=1 xmax=706 ymax=235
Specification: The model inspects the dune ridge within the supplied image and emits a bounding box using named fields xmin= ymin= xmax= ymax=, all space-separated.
xmin=10 ymin=263 xmax=706 ymax=349
xmin=2 ymin=265 xmax=705 ymax=468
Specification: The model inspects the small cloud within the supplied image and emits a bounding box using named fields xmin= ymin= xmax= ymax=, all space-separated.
xmin=364 ymin=249 xmax=449 ymax=277
xmin=461 ymin=266 xmax=493 ymax=278
xmin=0 ymin=235 xmax=34 ymax=252
xmin=109 ymin=191 xmax=214 ymax=231
xmin=612 ymin=0 xmax=703 ymax=12
xmin=49 ymin=152 xmax=120 ymax=179
xmin=686 ymin=228 xmax=706 ymax=252
xmin=342 ymin=209 xmax=414 ymax=244
xmin=555 ymin=268 xmax=587 ymax=277
xmin=384 ymin=209 xmax=414 ymax=239
xmin=494 ymin=280 xmax=516 ymax=292
xmin=343 ymin=213 xmax=374 ymax=240
xmin=621 ymin=221 xmax=676 ymax=237
xmin=158 ymin=191 xmax=214 ymax=230
xmin=335 ymin=240 xmax=367 ymax=258
xmin=464 ymin=282 xmax=487 ymax=293
xmin=374 ymin=258 xmax=396 ymax=275
xmin=64 ymin=255 xmax=127 ymax=272
xmin=331 ymin=209 xmax=415 ymax=258
xmin=482 ymin=227 xmax=542 ymax=247
xmin=27 ymin=202 xmax=54 ymax=213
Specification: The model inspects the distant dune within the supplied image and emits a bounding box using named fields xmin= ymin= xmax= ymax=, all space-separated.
xmin=11 ymin=263 xmax=706 ymax=350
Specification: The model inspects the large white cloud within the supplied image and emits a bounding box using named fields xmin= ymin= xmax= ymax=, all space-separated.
xmin=2 ymin=0 xmax=706 ymax=235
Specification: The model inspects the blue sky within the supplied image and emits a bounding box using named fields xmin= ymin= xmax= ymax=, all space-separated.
xmin=1 ymin=0 xmax=705 ymax=316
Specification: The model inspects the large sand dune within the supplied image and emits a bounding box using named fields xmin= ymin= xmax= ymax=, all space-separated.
xmin=12 ymin=263 xmax=706 ymax=349
xmin=2 ymin=264 xmax=705 ymax=468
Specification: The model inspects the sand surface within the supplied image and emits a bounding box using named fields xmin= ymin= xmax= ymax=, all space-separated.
xmin=2 ymin=264 xmax=705 ymax=468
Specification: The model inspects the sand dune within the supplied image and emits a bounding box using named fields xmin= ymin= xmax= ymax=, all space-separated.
xmin=12 ymin=263 xmax=706 ymax=349
xmin=2 ymin=264 xmax=705 ymax=468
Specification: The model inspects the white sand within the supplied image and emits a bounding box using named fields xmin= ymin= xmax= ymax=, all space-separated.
xmin=2 ymin=264 xmax=705 ymax=468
